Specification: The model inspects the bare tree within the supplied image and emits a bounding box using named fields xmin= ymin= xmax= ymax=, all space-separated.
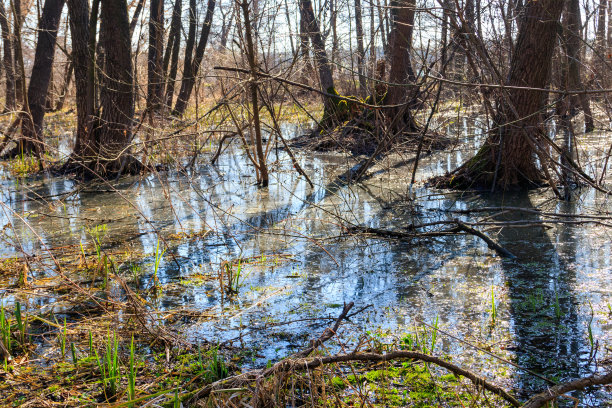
xmin=441 ymin=0 xmax=565 ymax=190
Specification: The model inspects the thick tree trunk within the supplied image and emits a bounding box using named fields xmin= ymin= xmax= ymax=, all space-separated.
xmin=147 ymin=0 xmax=164 ymax=111
xmin=384 ymin=0 xmax=417 ymax=107
xmin=172 ymin=0 xmax=215 ymax=117
xmin=67 ymin=0 xmax=93 ymax=158
xmin=19 ymin=0 xmax=65 ymax=156
xmin=443 ymin=0 xmax=564 ymax=190
xmin=299 ymin=0 xmax=335 ymax=116
xmin=96 ymin=0 xmax=135 ymax=173
xmin=0 ymin=0 xmax=15 ymax=111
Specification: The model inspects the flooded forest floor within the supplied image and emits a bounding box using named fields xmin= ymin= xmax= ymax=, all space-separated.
xmin=0 ymin=105 xmax=611 ymax=407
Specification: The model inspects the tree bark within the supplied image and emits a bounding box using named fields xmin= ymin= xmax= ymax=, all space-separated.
xmin=12 ymin=0 xmax=25 ymax=106
xmin=299 ymin=0 xmax=335 ymax=116
xmin=384 ymin=0 xmax=416 ymax=106
xmin=354 ymin=0 xmax=366 ymax=94
xmin=561 ymin=0 xmax=594 ymax=133
xmin=443 ymin=0 xmax=564 ymax=190
xmin=128 ymin=0 xmax=144 ymax=38
xmin=147 ymin=0 xmax=164 ymax=111
xmin=0 ymin=0 xmax=15 ymax=111
xmin=19 ymin=0 xmax=65 ymax=156
xmin=172 ymin=0 xmax=215 ymax=117
xmin=67 ymin=0 xmax=93 ymax=158
xmin=162 ymin=0 xmax=181 ymax=109
xmin=96 ymin=0 xmax=135 ymax=173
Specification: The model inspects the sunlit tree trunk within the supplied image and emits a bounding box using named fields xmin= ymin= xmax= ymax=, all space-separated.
xmin=19 ymin=0 xmax=65 ymax=156
xmin=172 ymin=0 xmax=216 ymax=117
xmin=299 ymin=0 xmax=335 ymax=116
xmin=67 ymin=0 xmax=93 ymax=158
xmin=162 ymin=0 xmax=181 ymax=109
xmin=562 ymin=0 xmax=595 ymax=133
xmin=354 ymin=0 xmax=366 ymax=94
xmin=96 ymin=0 xmax=135 ymax=173
xmin=443 ymin=0 xmax=564 ymax=190
xmin=147 ymin=0 xmax=164 ymax=111
xmin=0 ymin=0 xmax=14 ymax=112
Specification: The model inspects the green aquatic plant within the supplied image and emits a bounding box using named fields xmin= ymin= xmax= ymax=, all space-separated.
xmin=14 ymin=301 xmax=25 ymax=344
xmin=587 ymin=302 xmax=595 ymax=354
xmin=96 ymin=331 xmax=120 ymax=400
xmin=429 ymin=316 xmax=439 ymax=354
xmin=71 ymin=343 xmax=78 ymax=365
xmin=58 ymin=318 xmax=67 ymax=358
xmin=490 ymin=287 xmax=497 ymax=324
xmin=224 ymin=259 xmax=248 ymax=295
xmin=0 ymin=305 xmax=11 ymax=356
xmin=87 ymin=224 xmax=107 ymax=261
xmin=205 ymin=347 xmax=228 ymax=382
xmin=127 ymin=335 xmax=136 ymax=406
xmin=153 ymin=238 xmax=166 ymax=288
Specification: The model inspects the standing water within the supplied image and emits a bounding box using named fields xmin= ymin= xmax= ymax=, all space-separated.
xmin=0 ymin=121 xmax=611 ymax=405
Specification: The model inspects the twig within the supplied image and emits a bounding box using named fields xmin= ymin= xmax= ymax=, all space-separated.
xmin=293 ymin=301 xmax=354 ymax=358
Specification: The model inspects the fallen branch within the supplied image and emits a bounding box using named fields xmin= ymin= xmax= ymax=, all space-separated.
xmin=187 ymin=349 xmax=520 ymax=407
xmin=293 ymin=301 xmax=353 ymax=358
xmin=522 ymin=371 xmax=612 ymax=408
xmin=187 ymin=302 xmax=355 ymax=404
xmin=453 ymin=219 xmax=516 ymax=258
xmin=347 ymin=220 xmax=516 ymax=259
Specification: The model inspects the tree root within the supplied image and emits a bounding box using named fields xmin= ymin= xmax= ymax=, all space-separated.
xmin=56 ymin=154 xmax=146 ymax=180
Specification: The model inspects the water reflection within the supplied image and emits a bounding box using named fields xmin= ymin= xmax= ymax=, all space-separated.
xmin=0 ymin=124 xmax=610 ymax=403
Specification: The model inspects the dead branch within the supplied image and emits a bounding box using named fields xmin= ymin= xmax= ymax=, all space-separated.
xmin=293 ymin=301 xmax=353 ymax=358
xmin=347 ymin=220 xmax=516 ymax=259
xmin=522 ymin=371 xmax=612 ymax=408
xmin=187 ymin=349 xmax=520 ymax=407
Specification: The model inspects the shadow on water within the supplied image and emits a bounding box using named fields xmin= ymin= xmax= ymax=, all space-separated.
xmin=488 ymin=192 xmax=588 ymax=399
xmin=0 ymin=121 xmax=611 ymax=403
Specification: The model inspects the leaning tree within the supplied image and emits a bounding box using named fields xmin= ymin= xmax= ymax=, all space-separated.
xmin=16 ymin=0 xmax=65 ymax=157
xmin=439 ymin=0 xmax=565 ymax=191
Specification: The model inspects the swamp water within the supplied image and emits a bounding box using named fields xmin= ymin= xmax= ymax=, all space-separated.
xmin=1 ymin=122 xmax=611 ymax=405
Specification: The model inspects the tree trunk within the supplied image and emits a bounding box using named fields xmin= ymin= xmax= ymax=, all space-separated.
xmin=172 ymin=0 xmax=215 ymax=117
xmin=162 ymin=0 xmax=181 ymax=109
xmin=67 ymin=0 xmax=93 ymax=158
xmin=54 ymin=59 xmax=73 ymax=111
xmin=12 ymin=0 xmax=26 ymax=107
xmin=562 ymin=0 xmax=594 ymax=133
xmin=299 ymin=0 xmax=335 ymax=117
xmin=0 ymin=0 xmax=15 ymax=111
xmin=443 ymin=0 xmax=564 ymax=190
xmin=384 ymin=0 xmax=416 ymax=106
xmin=354 ymin=0 xmax=366 ymax=94
xmin=147 ymin=0 xmax=164 ymax=111
xmin=96 ymin=0 xmax=135 ymax=174
xmin=19 ymin=0 xmax=65 ymax=156
xmin=128 ymin=0 xmax=144 ymax=38
xmin=240 ymin=0 xmax=268 ymax=186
